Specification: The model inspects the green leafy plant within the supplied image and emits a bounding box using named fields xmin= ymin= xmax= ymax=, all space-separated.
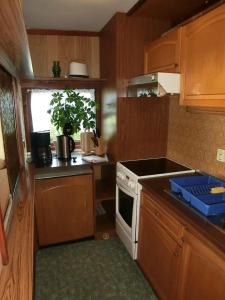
xmin=47 ymin=88 xmax=96 ymax=134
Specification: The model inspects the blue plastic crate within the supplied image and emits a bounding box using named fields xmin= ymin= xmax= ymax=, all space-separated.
xmin=169 ymin=175 xmax=225 ymax=216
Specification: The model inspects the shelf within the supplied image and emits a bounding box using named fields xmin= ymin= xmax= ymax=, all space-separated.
xmin=96 ymin=179 xmax=115 ymax=204
xmin=21 ymin=77 xmax=106 ymax=88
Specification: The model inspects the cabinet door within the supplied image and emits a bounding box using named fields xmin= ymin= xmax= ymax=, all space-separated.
xmin=177 ymin=230 xmax=225 ymax=300
xmin=144 ymin=28 xmax=181 ymax=74
xmin=138 ymin=207 xmax=181 ymax=300
xmin=180 ymin=4 xmax=225 ymax=107
xmin=35 ymin=175 xmax=94 ymax=246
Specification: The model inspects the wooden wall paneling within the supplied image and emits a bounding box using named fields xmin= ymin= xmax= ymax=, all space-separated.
xmin=28 ymin=34 xmax=100 ymax=78
xmin=58 ymin=35 xmax=75 ymax=77
xmin=0 ymin=0 xmax=33 ymax=79
xmin=117 ymin=97 xmax=169 ymax=160
xmin=46 ymin=35 xmax=58 ymax=78
xmin=100 ymin=14 xmax=119 ymax=160
xmin=28 ymin=35 xmax=48 ymax=78
xmin=100 ymin=13 xmax=171 ymax=161
xmin=89 ymin=37 xmax=100 ymax=78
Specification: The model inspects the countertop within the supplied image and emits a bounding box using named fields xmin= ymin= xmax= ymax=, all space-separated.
xmin=139 ymin=175 xmax=225 ymax=256
xmin=34 ymin=152 xmax=102 ymax=179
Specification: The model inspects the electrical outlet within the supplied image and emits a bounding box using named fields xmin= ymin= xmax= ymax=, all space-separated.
xmin=217 ymin=149 xmax=225 ymax=162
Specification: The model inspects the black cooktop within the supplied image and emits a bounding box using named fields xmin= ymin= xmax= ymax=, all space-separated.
xmin=121 ymin=158 xmax=191 ymax=177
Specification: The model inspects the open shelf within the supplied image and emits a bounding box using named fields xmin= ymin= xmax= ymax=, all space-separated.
xmin=94 ymin=163 xmax=116 ymax=240
xmin=95 ymin=199 xmax=116 ymax=240
xmin=96 ymin=179 xmax=115 ymax=204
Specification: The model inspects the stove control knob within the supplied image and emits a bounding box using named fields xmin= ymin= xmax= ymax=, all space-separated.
xmin=120 ymin=173 xmax=125 ymax=180
xmin=117 ymin=172 xmax=125 ymax=180
xmin=128 ymin=181 xmax=135 ymax=189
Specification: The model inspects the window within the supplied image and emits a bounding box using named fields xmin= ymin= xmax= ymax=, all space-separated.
xmin=30 ymin=89 xmax=95 ymax=141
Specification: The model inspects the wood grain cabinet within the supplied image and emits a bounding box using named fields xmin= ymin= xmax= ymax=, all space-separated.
xmin=138 ymin=191 xmax=225 ymax=300
xmin=180 ymin=3 xmax=225 ymax=108
xmin=177 ymin=230 xmax=225 ymax=300
xmin=35 ymin=175 xmax=94 ymax=246
xmin=138 ymin=192 xmax=182 ymax=300
xmin=144 ymin=28 xmax=181 ymax=74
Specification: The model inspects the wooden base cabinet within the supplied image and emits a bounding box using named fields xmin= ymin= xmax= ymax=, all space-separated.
xmin=138 ymin=191 xmax=225 ymax=300
xmin=35 ymin=175 xmax=94 ymax=246
xmin=138 ymin=194 xmax=182 ymax=300
xmin=177 ymin=230 xmax=225 ymax=300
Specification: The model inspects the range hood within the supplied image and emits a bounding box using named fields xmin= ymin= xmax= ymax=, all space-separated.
xmin=127 ymin=72 xmax=180 ymax=97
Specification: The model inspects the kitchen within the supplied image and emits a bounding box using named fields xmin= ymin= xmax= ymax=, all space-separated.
xmin=0 ymin=0 xmax=225 ymax=299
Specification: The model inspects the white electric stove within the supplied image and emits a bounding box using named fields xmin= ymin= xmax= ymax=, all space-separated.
xmin=116 ymin=157 xmax=195 ymax=259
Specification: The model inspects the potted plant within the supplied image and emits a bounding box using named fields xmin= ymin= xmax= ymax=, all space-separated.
xmin=47 ymin=88 xmax=97 ymax=154
xmin=47 ymin=88 xmax=96 ymax=136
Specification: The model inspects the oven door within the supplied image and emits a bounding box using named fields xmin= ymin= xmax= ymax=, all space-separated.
xmin=116 ymin=182 xmax=138 ymax=258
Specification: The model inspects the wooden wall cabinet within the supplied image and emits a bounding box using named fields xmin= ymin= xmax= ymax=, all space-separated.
xmin=138 ymin=192 xmax=182 ymax=300
xmin=180 ymin=3 xmax=225 ymax=108
xmin=35 ymin=175 xmax=94 ymax=246
xmin=144 ymin=28 xmax=181 ymax=74
xmin=177 ymin=230 xmax=225 ymax=300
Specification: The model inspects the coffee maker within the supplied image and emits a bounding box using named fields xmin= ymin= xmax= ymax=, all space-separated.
xmin=30 ymin=131 xmax=52 ymax=166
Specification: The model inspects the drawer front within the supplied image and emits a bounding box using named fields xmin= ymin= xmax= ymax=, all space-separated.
xmin=141 ymin=192 xmax=183 ymax=243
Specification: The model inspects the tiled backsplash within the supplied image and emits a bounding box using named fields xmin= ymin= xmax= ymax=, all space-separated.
xmin=167 ymin=96 xmax=225 ymax=180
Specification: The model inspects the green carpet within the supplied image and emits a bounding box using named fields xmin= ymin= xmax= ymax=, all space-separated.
xmin=35 ymin=238 xmax=158 ymax=300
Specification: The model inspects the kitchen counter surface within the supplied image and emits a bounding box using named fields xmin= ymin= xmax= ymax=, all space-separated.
xmin=34 ymin=152 xmax=92 ymax=179
xmin=139 ymin=175 xmax=225 ymax=256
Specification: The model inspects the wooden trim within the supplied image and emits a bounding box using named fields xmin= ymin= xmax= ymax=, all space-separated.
xmin=27 ymin=28 xmax=100 ymax=37
xmin=0 ymin=166 xmax=35 ymax=300
xmin=22 ymin=90 xmax=32 ymax=151
xmin=186 ymin=106 xmax=225 ymax=115
xmin=0 ymin=0 xmax=33 ymax=79
xmin=127 ymin=0 xmax=147 ymax=16
xmin=21 ymin=78 xmax=105 ymax=89
xmin=0 ymin=208 xmax=8 ymax=265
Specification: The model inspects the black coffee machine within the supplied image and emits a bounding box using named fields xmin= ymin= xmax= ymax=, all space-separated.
xmin=30 ymin=131 xmax=52 ymax=166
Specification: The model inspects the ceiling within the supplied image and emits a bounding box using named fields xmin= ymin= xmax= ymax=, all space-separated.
xmin=131 ymin=0 xmax=222 ymax=26
xmin=23 ymin=0 xmax=139 ymax=32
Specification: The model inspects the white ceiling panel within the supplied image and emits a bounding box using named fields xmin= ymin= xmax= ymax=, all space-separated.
xmin=23 ymin=0 xmax=139 ymax=31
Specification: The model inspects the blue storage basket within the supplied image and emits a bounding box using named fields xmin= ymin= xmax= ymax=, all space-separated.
xmin=169 ymin=175 xmax=225 ymax=216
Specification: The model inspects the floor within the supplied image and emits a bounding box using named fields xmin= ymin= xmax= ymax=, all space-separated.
xmin=35 ymin=238 xmax=158 ymax=300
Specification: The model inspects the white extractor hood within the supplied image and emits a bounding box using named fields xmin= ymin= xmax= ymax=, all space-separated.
xmin=127 ymin=72 xmax=180 ymax=97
